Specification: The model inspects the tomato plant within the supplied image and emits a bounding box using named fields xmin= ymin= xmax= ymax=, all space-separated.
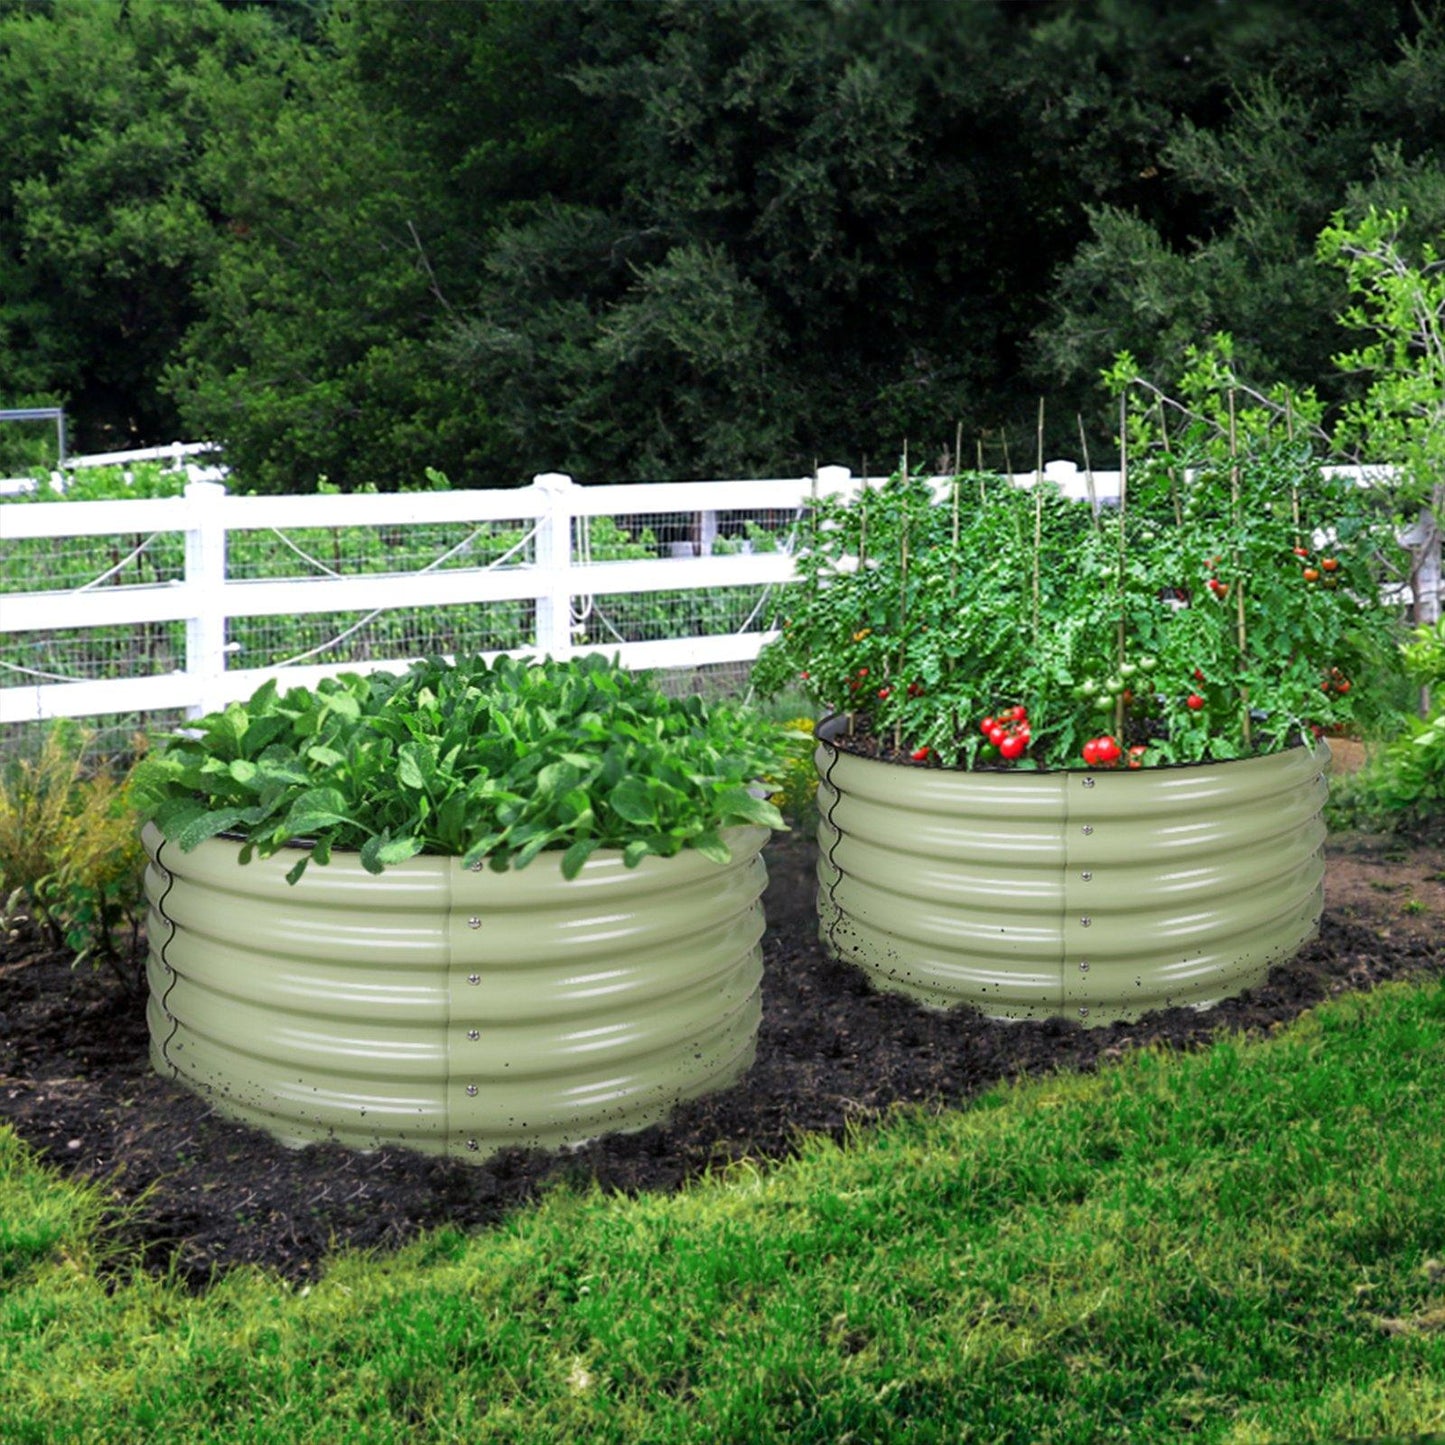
xmin=753 ymin=340 xmax=1407 ymax=770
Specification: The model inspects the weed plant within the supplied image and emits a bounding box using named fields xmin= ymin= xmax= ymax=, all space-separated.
xmin=0 ymin=721 xmax=147 ymax=981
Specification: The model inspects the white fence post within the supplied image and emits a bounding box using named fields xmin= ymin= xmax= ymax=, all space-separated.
xmin=532 ymin=472 xmax=576 ymax=658
xmin=184 ymin=480 xmax=229 ymax=718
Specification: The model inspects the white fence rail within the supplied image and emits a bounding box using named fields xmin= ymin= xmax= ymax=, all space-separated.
xmin=1 ymin=458 xmax=1434 ymax=728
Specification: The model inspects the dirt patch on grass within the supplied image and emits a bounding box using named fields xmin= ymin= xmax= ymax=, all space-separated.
xmin=2 ymin=828 xmax=1441 ymax=1289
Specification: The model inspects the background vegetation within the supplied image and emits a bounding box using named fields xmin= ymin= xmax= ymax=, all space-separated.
xmin=3 ymin=0 xmax=1445 ymax=491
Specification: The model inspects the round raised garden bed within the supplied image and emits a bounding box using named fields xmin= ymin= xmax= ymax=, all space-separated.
xmin=814 ymin=716 xmax=1329 ymax=1024
xmin=142 ymin=822 xmax=770 ymax=1159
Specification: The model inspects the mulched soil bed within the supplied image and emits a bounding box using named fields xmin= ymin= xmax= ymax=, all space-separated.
xmin=2 ymin=827 xmax=1442 ymax=1291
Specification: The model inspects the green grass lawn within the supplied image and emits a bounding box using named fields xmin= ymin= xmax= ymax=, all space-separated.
xmin=4 ymin=977 xmax=1445 ymax=1444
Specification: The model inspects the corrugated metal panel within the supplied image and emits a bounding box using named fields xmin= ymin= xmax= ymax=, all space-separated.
xmin=815 ymin=722 xmax=1328 ymax=1024
xmin=142 ymin=823 xmax=769 ymax=1159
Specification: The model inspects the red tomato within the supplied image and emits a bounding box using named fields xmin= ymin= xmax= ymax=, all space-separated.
xmin=1321 ymin=556 xmax=1340 ymax=572
xmin=999 ymin=733 xmax=1027 ymax=761
xmin=1187 ymin=693 xmax=1205 ymax=711
xmin=877 ymin=687 xmax=891 ymax=699
xmin=1081 ymin=739 xmax=1100 ymax=767
xmin=1302 ymin=567 xmax=1320 ymax=583
xmin=911 ymin=746 xmax=930 ymax=761
xmin=988 ymin=725 xmax=1007 ymax=746
xmin=1336 ymin=679 xmax=1351 ymax=694
xmin=1094 ymin=735 xmax=1121 ymax=765
xmin=980 ymin=715 xmax=996 ymax=735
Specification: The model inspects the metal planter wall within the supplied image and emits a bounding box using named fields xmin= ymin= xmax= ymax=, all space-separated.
xmin=815 ymin=718 xmax=1329 ymax=1024
xmin=142 ymin=823 xmax=769 ymax=1160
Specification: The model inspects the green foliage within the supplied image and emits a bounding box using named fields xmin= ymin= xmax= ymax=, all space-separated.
xmin=757 ymin=346 xmax=1405 ymax=769
xmin=135 ymin=653 xmax=788 ymax=882
xmin=0 ymin=0 xmax=296 ymax=451
xmin=0 ymin=722 xmax=147 ymax=976
xmin=1035 ymin=5 xmax=1445 ymax=434
xmin=6 ymin=1 xmax=1445 ymax=481
xmin=1405 ymin=618 xmax=1445 ymax=686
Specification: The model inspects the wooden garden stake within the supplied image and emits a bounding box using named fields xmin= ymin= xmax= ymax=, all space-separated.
xmin=896 ymin=511 xmax=908 ymax=753
xmin=1229 ymin=389 xmax=1253 ymax=749
xmin=1033 ymin=398 xmax=1044 ymax=650
xmin=1116 ymin=394 xmax=1129 ymax=740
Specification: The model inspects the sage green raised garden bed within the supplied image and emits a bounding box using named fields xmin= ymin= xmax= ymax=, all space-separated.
xmin=142 ymin=823 xmax=769 ymax=1159
xmin=815 ymin=717 xmax=1329 ymax=1024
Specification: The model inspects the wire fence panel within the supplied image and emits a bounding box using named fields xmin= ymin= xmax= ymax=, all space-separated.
xmin=0 ymin=472 xmax=817 ymax=729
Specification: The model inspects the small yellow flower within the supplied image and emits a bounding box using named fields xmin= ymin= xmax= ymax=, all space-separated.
xmin=852 ymin=628 xmax=872 ymax=642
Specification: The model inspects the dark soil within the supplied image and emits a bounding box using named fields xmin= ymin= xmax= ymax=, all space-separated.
xmin=2 ymin=826 xmax=1442 ymax=1292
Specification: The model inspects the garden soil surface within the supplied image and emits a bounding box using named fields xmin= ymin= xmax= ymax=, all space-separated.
xmin=3 ymin=817 xmax=1442 ymax=1291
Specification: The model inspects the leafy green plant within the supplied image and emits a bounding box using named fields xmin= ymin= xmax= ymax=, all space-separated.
xmin=1405 ymin=618 xmax=1445 ymax=687
xmin=135 ymin=653 xmax=787 ymax=883
xmin=755 ymin=342 xmax=1405 ymax=770
xmin=1319 ymin=206 xmax=1443 ymax=638
xmin=0 ymin=722 xmax=148 ymax=979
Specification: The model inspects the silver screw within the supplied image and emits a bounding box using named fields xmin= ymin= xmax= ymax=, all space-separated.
xmin=1079 ymin=1007 xmax=1089 ymax=1017
xmin=1082 ymin=777 xmax=1096 ymax=789
xmin=1081 ymin=871 xmax=1093 ymax=881
xmin=465 ymin=1084 xmax=478 ymax=1097
xmin=467 ymin=1028 xmax=480 ymax=1040
xmin=467 ymin=973 xmax=480 ymax=985
xmin=466 ymin=1139 xmax=479 ymax=1151
xmin=1079 ymin=960 xmax=1090 ymax=972
xmin=468 ymin=916 xmax=482 ymax=930
xmin=1080 ymin=916 xmax=1092 ymax=927
xmin=1081 ymin=824 xmax=1094 ymax=835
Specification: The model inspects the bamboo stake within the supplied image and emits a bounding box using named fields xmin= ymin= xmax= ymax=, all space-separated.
xmin=976 ymin=437 xmax=986 ymax=506
xmin=1116 ymin=394 xmax=1129 ymax=740
xmin=896 ymin=511 xmax=908 ymax=753
xmin=1229 ymin=389 xmax=1252 ymax=750
xmin=1033 ymin=398 xmax=1044 ymax=650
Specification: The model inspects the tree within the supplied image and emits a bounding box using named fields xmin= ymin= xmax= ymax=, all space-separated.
xmin=0 ymin=0 xmax=294 ymax=451
xmin=1032 ymin=1 xmax=1445 ymax=439
xmin=1319 ymin=206 xmax=1445 ymax=641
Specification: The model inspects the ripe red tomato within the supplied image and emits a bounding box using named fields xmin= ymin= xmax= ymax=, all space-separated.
xmin=1093 ymin=735 xmax=1121 ymax=765
xmin=999 ymin=733 xmax=1027 ymax=761
xmin=980 ymin=715 xmax=996 ymax=735
xmin=1081 ymin=739 xmax=1100 ymax=766
xmin=910 ymin=746 xmax=930 ymax=761
xmin=1302 ymin=567 xmax=1320 ymax=583
xmin=1293 ymin=546 xmax=1310 ymax=559
xmin=1336 ymin=679 xmax=1351 ymax=694
xmin=1321 ymin=556 xmax=1340 ymax=572
xmin=1187 ymin=693 xmax=1205 ymax=711
xmin=877 ymin=686 xmax=891 ymax=699
xmin=988 ymin=725 xmax=1007 ymax=746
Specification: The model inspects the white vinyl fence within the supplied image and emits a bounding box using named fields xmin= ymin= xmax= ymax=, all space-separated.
xmin=1 ymin=456 xmax=1434 ymax=728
